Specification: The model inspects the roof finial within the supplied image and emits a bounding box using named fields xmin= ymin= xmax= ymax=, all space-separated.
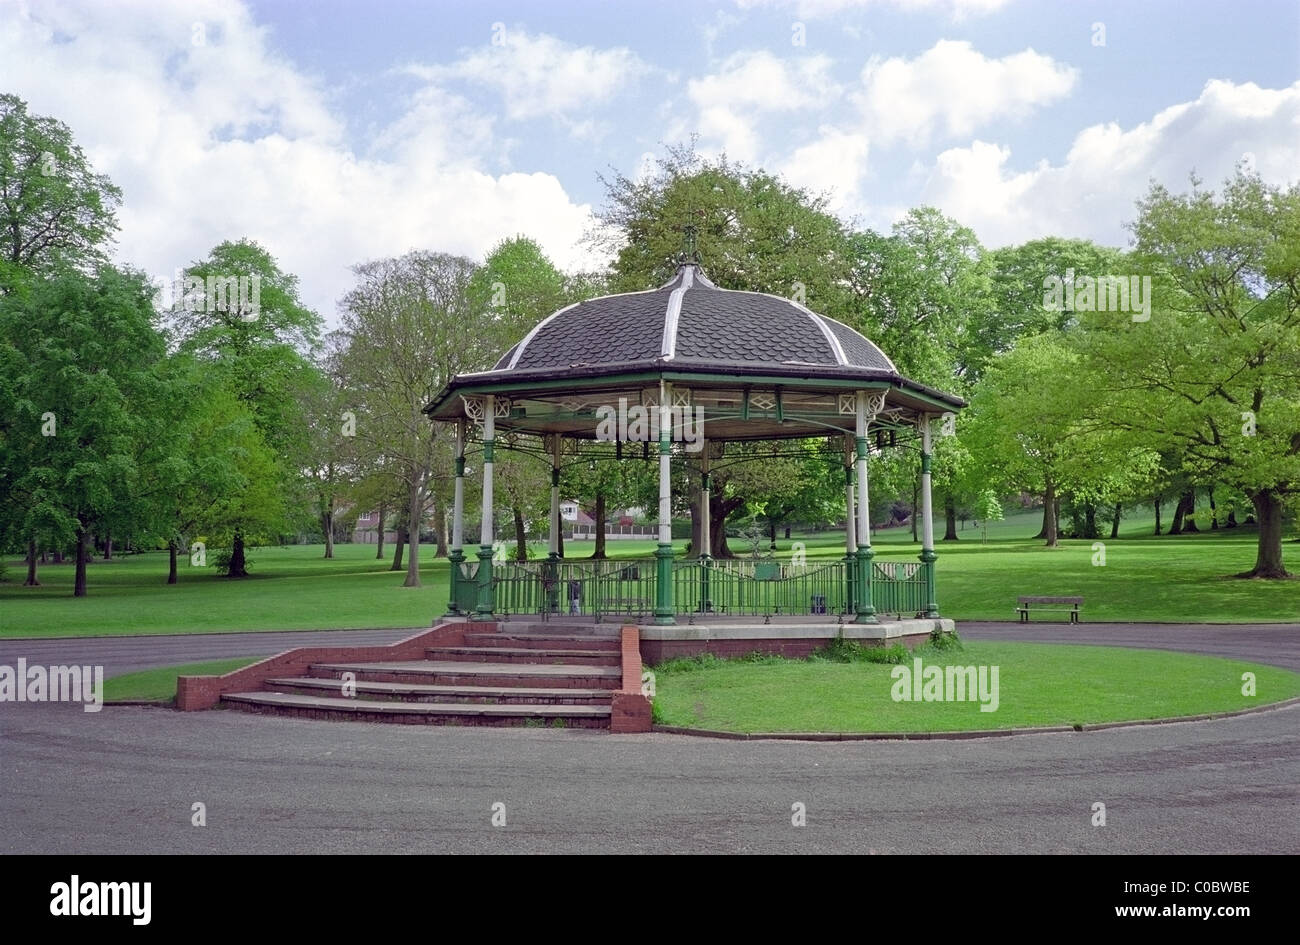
xmin=677 ymin=217 xmax=702 ymax=266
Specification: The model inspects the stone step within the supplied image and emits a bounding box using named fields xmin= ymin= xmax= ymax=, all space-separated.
xmin=221 ymin=691 xmax=611 ymax=727
xmin=264 ymin=676 xmax=613 ymax=705
xmin=502 ymin=622 xmax=625 ymax=635
xmin=464 ymin=632 xmax=619 ymax=651
xmin=309 ymin=660 xmax=622 ymax=690
xmin=425 ymin=645 xmax=619 ymax=665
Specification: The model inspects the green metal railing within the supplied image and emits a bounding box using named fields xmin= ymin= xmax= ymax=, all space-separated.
xmin=871 ymin=560 xmax=927 ymax=617
xmin=672 ymin=559 xmax=849 ymax=617
xmin=486 ymin=555 xmax=929 ymax=620
xmin=493 ymin=558 xmax=656 ymax=620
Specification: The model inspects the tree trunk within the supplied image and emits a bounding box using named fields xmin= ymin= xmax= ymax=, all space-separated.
xmin=1043 ymin=479 xmax=1058 ymax=548
xmin=1181 ymin=489 xmax=1199 ymax=533
xmin=592 ymin=492 xmax=607 ymax=560
xmin=74 ymin=527 xmax=89 ymax=597
xmin=391 ymin=525 xmax=406 ymax=571
xmin=52 ymin=549 xmax=64 ymax=564
xmin=322 ymin=501 xmax=335 ymax=559
xmin=768 ymin=518 xmax=778 ymax=550
xmin=711 ymin=496 xmax=742 ymax=558
xmin=1226 ymin=508 xmax=1238 ymax=528
xmin=689 ymin=484 xmax=702 ymax=558
xmin=557 ymin=525 xmax=564 ymax=559
xmin=434 ymin=492 xmax=448 ymax=557
xmin=910 ymin=477 xmax=919 ymax=542
xmin=1208 ymin=487 xmax=1218 ymax=529
xmin=103 ymin=532 xmax=112 ymax=560
xmin=168 ymin=540 xmax=178 ymax=584
xmin=376 ymin=501 xmax=386 ymax=558
xmin=24 ymin=538 xmax=39 ymax=586
xmin=513 ymin=507 xmax=527 ymax=561
xmin=228 ymin=532 xmax=249 ymax=577
xmin=1169 ymin=493 xmax=1189 ymax=535
xmin=404 ymin=481 xmax=421 ymax=587
xmin=1035 ymin=498 xmax=1052 ymax=539
xmin=943 ymin=493 xmax=958 ymax=541
xmin=1083 ymin=502 xmax=1098 ymax=540
xmin=1110 ymin=503 xmax=1121 ymax=540
xmin=1243 ymin=490 xmax=1289 ymax=578
xmin=1153 ymin=496 xmax=1162 ymax=535
xmin=784 ymin=525 xmax=791 ymax=540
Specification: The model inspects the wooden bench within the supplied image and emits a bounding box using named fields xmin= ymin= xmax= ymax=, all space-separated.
xmin=1017 ymin=595 xmax=1083 ymax=623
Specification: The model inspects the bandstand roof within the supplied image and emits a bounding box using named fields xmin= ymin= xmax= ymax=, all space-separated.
xmin=425 ymin=261 xmax=965 ymax=441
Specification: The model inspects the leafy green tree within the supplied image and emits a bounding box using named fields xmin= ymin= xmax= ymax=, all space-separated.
xmin=1 ymin=267 xmax=168 ymax=595
xmin=594 ymin=144 xmax=861 ymax=545
xmin=979 ymin=238 xmax=1125 ymax=383
xmin=0 ymin=94 xmax=122 ymax=292
xmin=1076 ymin=170 xmax=1300 ymax=577
xmin=966 ymin=334 xmax=1087 ymax=548
xmin=592 ymin=142 xmax=853 ymax=317
xmin=169 ymin=239 xmax=322 ymax=575
xmin=144 ymin=366 xmax=258 ymax=584
xmin=467 ymin=236 xmax=569 ymax=350
xmin=336 ymin=250 xmax=481 ymax=586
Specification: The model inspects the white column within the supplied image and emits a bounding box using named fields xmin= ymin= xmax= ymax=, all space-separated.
xmin=855 ymin=392 xmax=870 ymax=548
xmin=699 ymin=440 xmax=711 ymax=557
xmin=844 ymin=437 xmax=856 ymax=554
xmin=451 ymin=420 xmax=465 ymax=553
xmin=658 ymin=382 xmax=672 ymax=546
xmin=548 ymin=434 xmax=561 ymax=557
xmin=480 ymin=395 xmax=495 ymax=550
xmin=921 ymin=416 xmax=935 ymax=553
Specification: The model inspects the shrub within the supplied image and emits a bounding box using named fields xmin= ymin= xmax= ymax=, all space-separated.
xmin=927 ymin=629 xmax=962 ymax=651
xmin=211 ymin=548 xmax=253 ymax=575
xmin=812 ymin=637 xmax=910 ymax=665
xmin=653 ymin=653 xmax=725 ymax=674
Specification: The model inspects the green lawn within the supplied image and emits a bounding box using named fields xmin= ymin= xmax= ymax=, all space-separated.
xmin=1 ymin=509 xmax=1296 ymax=638
xmin=651 ymin=641 xmax=1300 ymax=733
xmin=103 ymin=658 xmax=260 ymax=702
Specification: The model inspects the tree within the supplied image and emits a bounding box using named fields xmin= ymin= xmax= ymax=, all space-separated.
xmin=979 ymin=238 xmax=1125 ymax=383
xmin=0 ymin=267 xmax=168 ymax=595
xmin=966 ymin=334 xmax=1093 ymax=548
xmin=593 ymin=144 xmax=859 ymax=546
xmin=336 ymin=251 xmax=482 ymax=587
xmin=301 ymin=340 xmax=358 ymax=559
xmin=592 ymin=142 xmax=854 ymax=317
xmin=145 ymin=367 xmax=257 ymax=584
xmin=0 ymin=94 xmax=122 ymax=292
xmin=466 ymin=236 xmax=569 ymax=350
xmin=170 ymin=239 xmax=322 ymax=576
xmin=1077 ymin=170 xmax=1300 ymax=577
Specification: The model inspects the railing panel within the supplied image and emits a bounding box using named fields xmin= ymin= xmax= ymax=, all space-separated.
xmin=871 ymin=560 xmax=926 ymax=617
xmin=488 ymin=556 xmax=925 ymax=619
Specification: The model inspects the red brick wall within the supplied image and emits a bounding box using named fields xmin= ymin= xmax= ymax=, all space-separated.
xmin=175 ymin=621 xmax=496 ymax=710
xmin=609 ymin=625 xmax=652 ymax=733
xmin=639 ymin=631 xmax=933 ymax=666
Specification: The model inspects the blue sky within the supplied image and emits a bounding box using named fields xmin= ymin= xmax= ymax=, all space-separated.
xmin=3 ymin=0 xmax=1298 ymax=319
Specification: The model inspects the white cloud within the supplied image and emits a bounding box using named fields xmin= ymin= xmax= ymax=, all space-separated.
xmin=679 ymin=50 xmax=840 ymax=160
xmin=0 ymin=1 xmax=603 ymax=322
xmin=779 ymin=127 xmax=870 ymax=212
xmin=856 ymin=40 xmax=1078 ymax=145
xmin=920 ymin=80 xmax=1300 ymax=248
xmin=406 ymin=28 xmax=651 ymax=129
xmin=735 ymin=0 xmax=1010 ymax=22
